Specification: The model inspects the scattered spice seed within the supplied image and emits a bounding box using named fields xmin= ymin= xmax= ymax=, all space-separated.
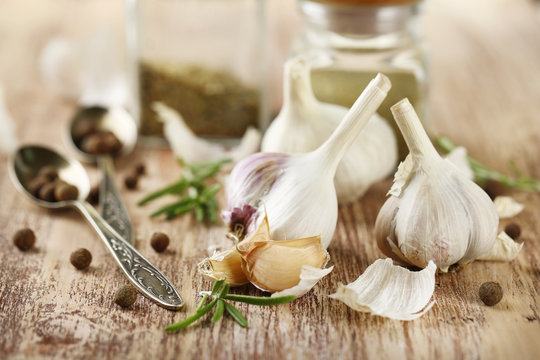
xmin=124 ymin=174 xmax=138 ymax=190
xmin=38 ymin=166 xmax=58 ymax=181
xmin=479 ymin=281 xmax=503 ymax=306
xmin=70 ymin=248 xmax=92 ymax=270
xmin=13 ymin=228 xmax=36 ymax=251
xmin=87 ymin=184 xmax=100 ymax=205
xmin=150 ymin=232 xmax=170 ymax=253
xmin=483 ymin=179 xmax=506 ymax=200
xmin=135 ymin=163 xmax=146 ymax=176
xmin=114 ymin=284 xmax=138 ymax=308
xmin=54 ymin=183 xmax=79 ymax=201
xmin=504 ymin=223 xmax=521 ymax=240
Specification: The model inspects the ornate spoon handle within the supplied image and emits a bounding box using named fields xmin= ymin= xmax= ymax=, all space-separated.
xmin=98 ymin=156 xmax=134 ymax=244
xmin=75 ymin=201 xmax=184 ymax=310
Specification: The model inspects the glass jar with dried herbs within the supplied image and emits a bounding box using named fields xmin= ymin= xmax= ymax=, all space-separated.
xmin=126 ymin=0 xmax=268 ymax=145
xmin=292 ymin=0 xmax=428 ymax=159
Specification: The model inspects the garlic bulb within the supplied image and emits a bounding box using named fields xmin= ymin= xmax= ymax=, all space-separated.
xmin=262 ymin=58 xmax=397 ymax=203
xmin=375 ymin=99 xmax=499 ymax=272
xmin=223 ymin=73 xmax=391 ymax=248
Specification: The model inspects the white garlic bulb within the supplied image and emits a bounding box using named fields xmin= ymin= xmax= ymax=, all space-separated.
xmin=223 ymin=74 xmax=391 ymax=249
xmin=375 ymin=99 xmax=498 ymax=272
xmin=261 ymin=58 xmax=398 ymax=203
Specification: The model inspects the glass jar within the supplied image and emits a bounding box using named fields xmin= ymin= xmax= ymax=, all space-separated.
xmin=126 ymin=0 xmax=268 ymax=145
xmin=292 ymin=0 xmax=428 ymax=158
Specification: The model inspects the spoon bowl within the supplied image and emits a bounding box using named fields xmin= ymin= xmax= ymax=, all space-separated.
xmin=9 ymin=145 xmax=90 ymax=209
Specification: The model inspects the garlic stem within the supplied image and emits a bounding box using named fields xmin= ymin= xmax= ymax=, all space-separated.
xmin=280 ymin=58 xmax=318 ymax=120
xmin=391 ymin=99 xmax=438 ymax=160
xmin=316 ymin=73 xmax=391 ymax=172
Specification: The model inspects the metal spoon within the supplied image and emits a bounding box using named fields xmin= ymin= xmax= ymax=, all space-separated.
xmin=68 ymin=106 xmax=136 ymax=244
xmin=9 ymin=145 xmax=183 ymax=310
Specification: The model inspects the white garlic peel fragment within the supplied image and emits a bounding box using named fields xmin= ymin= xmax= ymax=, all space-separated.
xmin=271 ymin=266 xmax=334 ymax=298
xmin=493 ymin=196 xmax=524 ymax=219
xmin=198 ymin=215 xmax=331 ymax=296
xmin=444 ymin=146 xmax=474 ymax=180
xmin=0 ymin=88 xmax=19 ymax=155
xmin=225 ymin=74 xmax=391 ymax=249
xmin=262 ymin=57 xmax=397 ymax=203
xmin=375 ymin=99 xmax=499 ymax=272
xmin=153 ymin=102 xmax=261 ymax=164
xmin=478 ymin=231 xmax=523 ymax=261
xmin=330 ymin=259 xmax=436 ymax=321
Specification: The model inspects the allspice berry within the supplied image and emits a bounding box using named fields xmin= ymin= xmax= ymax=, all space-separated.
xmin=54 ymin=183 xmax=79 ymax=201
xmin=87 ymin=184 xmax=100 ymax=205
xmin=114 ymin=284 xmax=138 ymax=308
xmin=150 ymin=232 xmax=170 ymax=253
xmin=504 ymin=223 xmax=521 ymax=240
xmin=135 ymin=163 xmax=146 ymax=176
xmin=38 ymin=182 xmax=57 ymax=202
xmin=28 ymin=176 xmax=50 ymax=197
xmin=13 ymin=228 xmax=36 ymax=251
xmin=479 ymin=281 xmax=503 ymax=306
xmin=124 ymin=174 xmax=138 ymax=190
xmin=70 ymin=248 xmax=92 ymax=270
xmin=38 ymin=166 xmax=58 ymax=181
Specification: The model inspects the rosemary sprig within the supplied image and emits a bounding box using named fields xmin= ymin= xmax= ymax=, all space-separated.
xmin=164 ymin=280 xmax=297 ymax=331
xmin=138 ymin=159 xmax=231 ymax=222
xmin=435 ymin=135 xmax=540 ymax=192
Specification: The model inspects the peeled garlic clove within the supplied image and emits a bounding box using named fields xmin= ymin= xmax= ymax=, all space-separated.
xmin=330 ymin=258 xmax=436 ymax=321
xmin=237 ymin=234 xmax=329 ymax=293
xmin=493 ymin=196 xmax=524 ymax=218
xmin=262 ymin=57 xmax=397 ymax=203
xmin=271 ymin=265 xmax=334 ymax=298
xmin=198 ymin=248 xmax=249 ymax=286
xmin=478 ymin=231 xmax=523 ymax=262
xmin=375 ymin=99 xmax=499 ymax=271
xmin=153 ymin=102 xmax=261 ymax=164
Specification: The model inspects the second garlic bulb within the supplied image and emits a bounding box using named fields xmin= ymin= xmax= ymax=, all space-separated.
xmin=262 ymin=58 xmax=398 ymax=203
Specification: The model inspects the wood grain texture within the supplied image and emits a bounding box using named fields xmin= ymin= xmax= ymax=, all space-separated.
xmin=1 ymin=0 xmax=540 ymax=359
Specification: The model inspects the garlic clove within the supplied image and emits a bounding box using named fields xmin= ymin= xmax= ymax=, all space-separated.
xmin=329 ymin=258 xmax=436 ymax=321
xmin=493 ymin=196 xmax=524 ymax=218
xmin=271 ymin=265 xmax=334 ymax=298
xmin=198 ymin=248 xmax=249 ymax=286
xmin=375 ymin=99 xmax=499 ymax=271
xmin=153 ymin=102 xmax=261 ymax=164
xmin=478 ymin=231 xmax=523 ymax=262
xmin=444 ymin=146 xmax=474 ymax=180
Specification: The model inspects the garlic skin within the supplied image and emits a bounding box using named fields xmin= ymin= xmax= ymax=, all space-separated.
xmin=224 ymin=74 xmax=391 ymax=248
xmin=262 ymin=58 xmax=397 ymax=203
xmin=375 ymin=99 xmax=499 ymax=272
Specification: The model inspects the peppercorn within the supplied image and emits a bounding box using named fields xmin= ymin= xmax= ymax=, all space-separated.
xmin=87 ymin=184 xmax=100 ymax=205
xmin=479 ymin=281 xmax=503 ymax=306
xmin=135 ymin=163 xmax=146 ymax=176
xmin=54 ymin=183 xmax=79 ymax=201
xmin=504 ymin=223 xmax=521 ymax=240
xmin=38 ymin=182 xmax=57 ymax=202
xmin=70 ymin=248 xmax=92 ymax=270
xmin=150 ymin=232 xmax=170 ymax=253
xmin=13 ymin=228 xmax=36 ymax=251
xmin=114 ymin=284 xmax=138 ymax=308
xmin=124 ymin=174 xmax=138 ymax=190
xmin=483 ymin=180 xmax=506 ymax=200
xmin=38 ymin=166 xmax=58 ymax=181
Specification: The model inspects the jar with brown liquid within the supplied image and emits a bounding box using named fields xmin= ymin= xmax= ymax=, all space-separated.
xmin=292 ymin=0 xmax=428 ymax=158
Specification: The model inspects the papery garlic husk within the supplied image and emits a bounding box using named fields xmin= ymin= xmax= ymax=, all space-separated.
xmin=493 ymin=196 xmax=524 ymax=219
xmin=478 ymin=231 xmax=523 ymax=262
xmin=262 ymin=57 xmax=398 ymax=203
xmin=199 ymin=214 xmax=331 ymax=295
xmin=330 ymin=258 xmax=436 ymax=321
xmin=153 ymin=102 xmax=261 ymax=164
xmin=224 ymin=74 xmax=391 ymax=248
xmin=375 ymin=99 xmax=499 ymax=272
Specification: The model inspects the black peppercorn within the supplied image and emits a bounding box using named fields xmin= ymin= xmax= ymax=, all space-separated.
xmin=70 ymin=248 xmax=92 ymax=270
xmin=479 ymin=281 xmax=503 ymax=306
xmin=13 ymin=228 xmax=36 ymax=251
xmin=114 ymin=284 xmax=138 ymax=308
xmin=124 ymin=174 xmax=138 ymax=190
xmin=150 ymin=232 xmax=170 ymax=253
xmin=504 ymin=223 xmax=521 ymax=240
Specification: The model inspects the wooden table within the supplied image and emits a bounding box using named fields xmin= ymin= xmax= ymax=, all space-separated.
xmin=1 ymin=0 xmax=540 ymax=359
